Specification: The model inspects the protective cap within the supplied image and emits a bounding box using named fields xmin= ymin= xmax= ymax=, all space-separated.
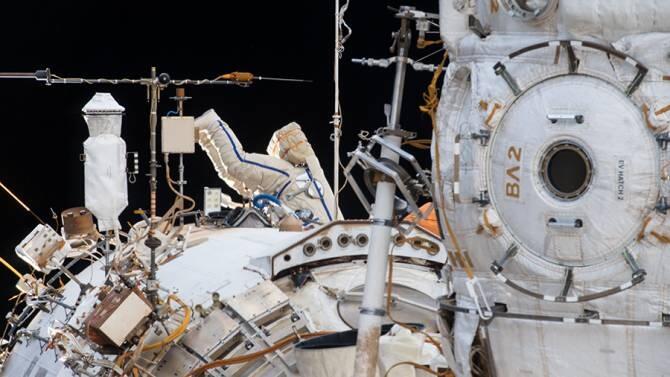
xmin=82 ymin=93 xmax=125 ymax=137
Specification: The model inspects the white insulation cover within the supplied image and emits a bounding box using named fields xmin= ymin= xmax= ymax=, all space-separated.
xmin=295 ymin=327 xmax=443 ymax=377
xmin=437 ymin=1 xmax=670 ymax=376
xmin=84 ymin=135 xmax=127 ymax=231
xmin=81 ymin=92 xmax=125 ymax=137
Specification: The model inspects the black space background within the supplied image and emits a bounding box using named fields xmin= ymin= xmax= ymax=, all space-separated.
xmin=0 ymin=1 xmax=440 ymax=328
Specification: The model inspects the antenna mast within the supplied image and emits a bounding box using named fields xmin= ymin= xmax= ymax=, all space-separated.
xmin=332 ymin=0 xmax=351 ymax=219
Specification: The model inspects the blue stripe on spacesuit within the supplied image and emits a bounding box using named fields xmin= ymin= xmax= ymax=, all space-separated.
xmin=306 ymin=167 xmax=333 ymax=222
xmin=275 ymin=180 xmax=291 ymax=199
xmin=217 ymin=120 xmax=290 ymax=177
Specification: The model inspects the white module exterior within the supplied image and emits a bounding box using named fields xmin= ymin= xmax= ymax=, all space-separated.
xmin=437 ymin=1 xmax=670 ymax=376
xmin=82 ymin=93 xmax=128 ymax=232
xmin=0 ymin=223 xmax=448 ymax=377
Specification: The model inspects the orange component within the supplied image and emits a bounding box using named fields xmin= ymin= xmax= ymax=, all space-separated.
xmin=404 ymin=203 xmax=439 ymax=236
xmin=221 ymin=72 xmax=254 ymax=82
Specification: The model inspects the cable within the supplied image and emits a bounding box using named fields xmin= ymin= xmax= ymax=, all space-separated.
xmin=183 ymin=330 xmax=334 ymax=377
xmin=142 ymin=295 xmax=191 ymax=352
xmin=0 ymin=179 xmax=46 ymax=225
xmin=252 ymin=193 xmax=282 ymax=209
xmin=162 ymin=153 xmax=197 ymax=228
xmin=0 ymin=256 xmax=23 ymax=280
xmin=403 ymin=138 xmax=432 ymax=149
xmin=114 ymin=295 xmax=192 ymax=375
xmin=332 ymin=0 xmax=352 ymax=220
xmin=418 ymin=51 xmax=475 ymax=279
xmin=384 ymin=361 xmax=453 ymax=377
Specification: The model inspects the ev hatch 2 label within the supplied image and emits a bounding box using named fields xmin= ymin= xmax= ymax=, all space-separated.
xmin=505 ymin=145 xmax=522 ymax=199
xmin=615 ymin=157 xmax=627 ymax=201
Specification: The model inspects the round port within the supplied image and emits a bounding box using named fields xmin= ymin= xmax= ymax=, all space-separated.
xmin=539 ymin=141 xmax=593 ymax=201
xmin=318 ymin=237 xmax=332 ymax=251
xmin=337 ymin=234 xmax=352 ymax=247
xmin=355 ymin=233 xmax=369 ymax=247
xmin=302 ymin=243 xmax=316 ymax=257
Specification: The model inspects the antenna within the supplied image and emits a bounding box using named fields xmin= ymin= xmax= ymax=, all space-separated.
xmin=0 ymin=179 xmax=46 ymax=225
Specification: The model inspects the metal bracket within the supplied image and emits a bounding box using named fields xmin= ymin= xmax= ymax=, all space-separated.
xmin=656 ymin=132 xmax=670 ymax=150
xmin=343 ymin=135 xmax=434 ymax=234
xmin=560 ymin=268 xmax=574 ymax=297
xmin=375 ymin=127 xmax=417 ymax=140
xmin=579 ymin=309 xmax=600 ymax=320
xmin=623 ymin=248 xmax=647 ymax=281
xmin=656 ymin=196 xmax=670 ymax=214
xmin=468 ymin=15 xmax=489 ymax=39
xmin=547 ymin=217 xmax=584 ymax=229
xmin=371 ymin=218 xmax=394 ymax=227
xmin=493 ymin=62 xmax=522 ymax=96
xmin=471 ymin=129 xmax=491 ymax=146
xmin=359 ymin=306 xmax=387 ymax=317
xmin=547 ymin=113 xmax=584 ymax=124
xmin=472 ymin=191 xmax=490 ymax=207
xmin=490 ymin=244 xmax=518 ymax=274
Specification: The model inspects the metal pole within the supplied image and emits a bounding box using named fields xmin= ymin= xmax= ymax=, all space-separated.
xmin=177 ymin=88 xmax=186 ymax=226
xmin=104 ymin=231 xmax=111 ymax=276
xmin=149 ymin=67 xmax=159 ymax=222
xmin=352 ymin=16 xmax=411 ymax=377
xmin=332 ymin=0 xmax=342 ymax=220
xmin=147 ymin=67 xmax=161 ymax=307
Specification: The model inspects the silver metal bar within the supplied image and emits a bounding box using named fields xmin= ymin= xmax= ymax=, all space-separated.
xmin=344 ymin=291 xmax=437 ymax=312
xmin=547 ymin=113 xmax=584 ymax=124
xmin=493 ymin=62 xmax=521 ymax=96
xmin=623 ymin=248 xmax=646 ymax=279
xmin=491 ymin=243 xmax=518 ymax=274
xmin=547 ymin=217 xmax=583 ymax=229
xmin=354 ymin=151 xmax=422 ymax=224
xmin=343 ymin=151 xmax=372 ymax=212
xmin=148 ymin=67 xmax=159 ymax=221
xmin=177 ymin=94 xmax=186 ymax=226
xmin=255 ymin=76 xmax=312 ymax=83
xmin=560 ymin=268 xmax=574 ymax=297
xmin=371 ymin=134 xmax=433 ymax=196
xmin=0 ymin=72 xmax=38 ymax=79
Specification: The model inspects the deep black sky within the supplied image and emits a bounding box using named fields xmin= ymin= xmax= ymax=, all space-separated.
xmin=0 ymin=1 xmax=440 ymax=324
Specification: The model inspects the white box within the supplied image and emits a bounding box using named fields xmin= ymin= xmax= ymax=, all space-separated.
xmin=161 ymin=116 xmax=195 ymax=153
xmin=15 ymin=224 xmax=69 ymax=272
xmin=204 ymin=187 xmax=222 ymax=215
xmin=98 ymin=291 xmax=152 ymax=347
